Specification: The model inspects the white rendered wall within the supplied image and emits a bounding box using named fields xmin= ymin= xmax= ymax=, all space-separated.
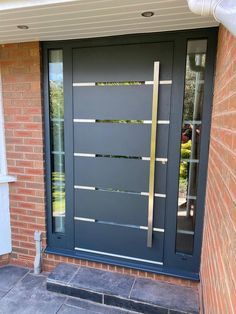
xmin=0 ymin=67 xmax=15 ymax=255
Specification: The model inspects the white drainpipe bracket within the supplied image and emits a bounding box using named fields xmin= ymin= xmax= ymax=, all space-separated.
xmin=187 ymin=0 xmax=236 ymax=36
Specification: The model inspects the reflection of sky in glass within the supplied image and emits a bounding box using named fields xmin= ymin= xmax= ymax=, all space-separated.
xmin=49 ymin=63 xmax=63 ymax=82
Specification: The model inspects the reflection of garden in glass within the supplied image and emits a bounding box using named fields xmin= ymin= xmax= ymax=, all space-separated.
xmin=179 ymin=140 xmax=191 ymax=197
xmin=176 ymin=40 xmax=207 ymax=254
xmin=49 ymin=49 xmax=65 ymax=233
xmin=178 ymin=47 xmax=206 ymax=200
xmin=52 ymin=172 xmax=65 ymax=216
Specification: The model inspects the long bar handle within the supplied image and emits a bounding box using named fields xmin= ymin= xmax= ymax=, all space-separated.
xmin=147 ymin=61 xmax=160 ymax=248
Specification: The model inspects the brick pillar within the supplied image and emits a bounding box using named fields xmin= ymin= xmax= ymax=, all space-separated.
xmin=0 ymin=42 xmax=46 ymax=267
xmin=200 ymin=26 xmax=236 ymax=313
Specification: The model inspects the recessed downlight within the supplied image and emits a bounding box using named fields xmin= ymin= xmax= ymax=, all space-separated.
xmin=17 ymin=25 xmax=29 ymax=30
xmin=141 ymin=11 xmax=154 ymax=17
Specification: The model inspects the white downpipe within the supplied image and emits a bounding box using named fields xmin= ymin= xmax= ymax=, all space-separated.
xmin=187 ymin=0 xmax=236 ymax=36
xmin=0 ymin=66 xmax=16 ymax=256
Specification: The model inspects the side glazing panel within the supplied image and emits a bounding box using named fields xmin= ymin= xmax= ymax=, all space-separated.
xmin=48 ymin=49 xmax=65 ymax=233
xmin=176 ymin=40 xmax=207 ymax=254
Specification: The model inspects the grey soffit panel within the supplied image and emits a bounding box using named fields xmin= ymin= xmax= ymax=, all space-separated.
xmin=75 ymin=221 xmax=164 ymax=263
xmin=74 ymin=123 xmax=169 ymax=157
xmin=74 ymin=189 xmax=165 ymax=228
xmin=72 ymin=42 xmax=173 ymax=82
xmin=74 ymin=157 xmax=167 ymax=194
xmin=73 ymin=85 xmax=171 ymax=121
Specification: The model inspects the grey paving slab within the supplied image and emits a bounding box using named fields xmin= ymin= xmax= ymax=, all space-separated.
xmin=0 ymin=297 xmax=64 ymax=314
xmin=0 ymin=291 xmax=6 ymax=300
xmin=0 ymin=265 xmax=29 ymax=291
xmin=130 ymin=278 xmax=199 ymax=313
xmin=0 ymin=273 xmax=66 ymax=314
xmin=48 ymin=263 xmax=78 ymax=284
xmin=6 ymin=273 xmax=66 ymax=303
xmin=67 ymin=297 xmax=136 ymax=314
xmin=57 ymin=304 xmax=93 ymax=314
xmin=70 ymin=267 xmax=135 ymax=298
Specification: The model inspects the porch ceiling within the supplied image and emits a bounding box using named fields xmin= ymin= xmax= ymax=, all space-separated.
xmin=0 ymin=0 xmax=218 ymax=44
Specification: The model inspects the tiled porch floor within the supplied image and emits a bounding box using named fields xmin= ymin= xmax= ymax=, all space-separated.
xmin=0 ymin=265 xmax=136 ymax=314
xmin=0 ymin=264 xmax=199 ymax=313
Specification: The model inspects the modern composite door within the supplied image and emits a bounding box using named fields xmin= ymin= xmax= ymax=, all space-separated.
xmin=44 ymin=29 xmax=217 ymax=279
xmin=72 ymin=42 xmax=172 ymax=267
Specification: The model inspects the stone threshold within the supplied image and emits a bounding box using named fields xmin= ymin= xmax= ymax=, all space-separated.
xmin=46 ymin=263 xmax=199 ymax=314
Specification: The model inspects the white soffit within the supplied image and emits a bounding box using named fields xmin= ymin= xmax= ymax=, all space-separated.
xmin=0 ymin=0 xmax=218 ymax=44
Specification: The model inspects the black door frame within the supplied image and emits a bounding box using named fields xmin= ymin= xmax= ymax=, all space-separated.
xmin=43 ymin=27 xmax=218 ymax=280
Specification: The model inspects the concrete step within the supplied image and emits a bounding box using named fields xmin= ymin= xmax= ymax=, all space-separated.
xmin=46 ymin=263 xmax=199 ymax=314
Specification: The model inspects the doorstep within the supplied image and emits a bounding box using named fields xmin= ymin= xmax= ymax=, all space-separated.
xmin=46 ymin=263 xmax=199 ymax=314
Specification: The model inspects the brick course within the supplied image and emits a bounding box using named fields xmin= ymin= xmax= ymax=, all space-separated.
xmin=0 ymin=42 xmax=46 ymax=268
xmin=0 ymin=254 xmax=10 ymax=267
xmin=200 ymin=26 xmax=236 ymax=313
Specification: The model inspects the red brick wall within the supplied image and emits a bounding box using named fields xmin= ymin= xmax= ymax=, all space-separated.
xmin=0 ymin=254 xmax=10 ymax=266
xmin=200 ymin=26 xmax=236 ymax=313
xmin=0 ymin=41 xmax=197 ymax=288
xmin=0 ymin=42 xmax=46 ymax=268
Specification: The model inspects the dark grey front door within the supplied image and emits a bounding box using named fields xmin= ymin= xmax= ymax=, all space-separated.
xmin=72 ymin=42 xmax=173 ymax=266
xmin=45 ymin=28 xmax=218 ymax=278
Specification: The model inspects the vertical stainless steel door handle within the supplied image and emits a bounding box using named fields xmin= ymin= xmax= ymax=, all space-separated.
xmin=147 ymin=61 xmax=160 ymax=248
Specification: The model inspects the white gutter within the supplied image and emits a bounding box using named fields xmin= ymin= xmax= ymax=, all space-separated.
xmin=187 ymin=0 xmax=236 ymax=36
xmin=0 ymin=67 xmax=16 ymax=256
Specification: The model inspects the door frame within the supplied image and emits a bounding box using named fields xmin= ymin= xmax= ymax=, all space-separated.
xmin=43 ymin=27 xmax=218 ymax=280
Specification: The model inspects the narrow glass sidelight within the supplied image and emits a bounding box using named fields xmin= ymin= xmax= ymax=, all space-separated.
xmin=176 ymin=40 xmax=207 ymax=254
xmin=48 ymin=50 xmax=65 ymax=233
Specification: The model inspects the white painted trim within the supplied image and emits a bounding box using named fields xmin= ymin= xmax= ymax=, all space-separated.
xmin=0 ymin=175 xmax=16 ymax=184
xmin=0 ymin=184 xmax=12 ymax=255
xmin=0 ymin=67 xmax=12 ymax=255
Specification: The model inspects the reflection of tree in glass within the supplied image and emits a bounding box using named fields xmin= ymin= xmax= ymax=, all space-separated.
xmin=49 ymin=81 xmax=64 ymax=118
xmin=52 ymin=172 xmax=65 ymax=216
xmin=179 ymin=140 xmax=191 ymax=196
xmin=50 ymin=80 xmax=65 ymax=217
